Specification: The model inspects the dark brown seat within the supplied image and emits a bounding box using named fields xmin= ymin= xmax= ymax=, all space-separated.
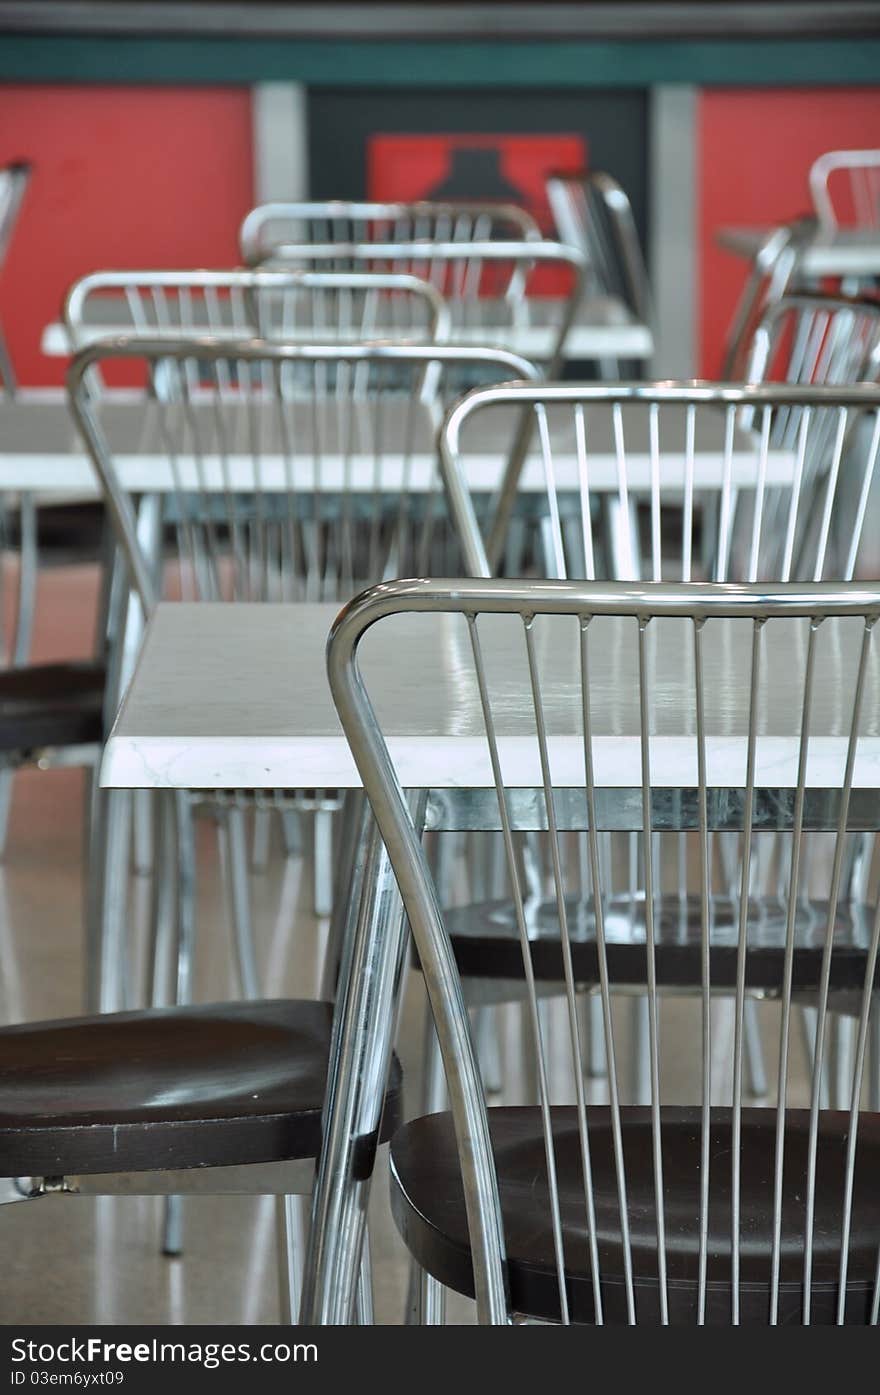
xmin=0 ymin=661 xmax=105 ymax=755
xmin=390 ymin=1106 xmax=880 ymax=1325
xmin=442 ymin=893 xmax=878 ymax=994
xmin=0 ymin=999 xmax=402 ymax=1178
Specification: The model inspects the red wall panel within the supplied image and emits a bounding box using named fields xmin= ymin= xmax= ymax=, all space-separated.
xmin=0 ymin=85 xmax=253 ymax=386
xmin=698 ymin=88 xmax=880 ymax=377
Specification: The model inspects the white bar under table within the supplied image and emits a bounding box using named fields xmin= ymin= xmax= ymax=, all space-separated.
xmin=101 ymin=599 xmax=880 ymax=1321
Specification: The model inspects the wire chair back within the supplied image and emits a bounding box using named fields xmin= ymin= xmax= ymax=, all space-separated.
xmin=810 ymin=151 xmax=880 ymax=233
xmin=239 ymin=199 xmax=540 ymax=265
xmin=67 ymin=337 xmax=539 ymax=615
xmin=257 ymin=240 xmax=587 ymax=374
xmin=546 ymin=171 xmax=652 ymax=327
xmin=329 ymin=573 xmax=880 ymax=1323
xmin=64 ymin=268 xmax=450 ymax=352
xmin=745 ymin=292 xmax=880 ymax=391
xmin=440 ymin=381 xmax=880 ymax=589
xmin=722 ymin=217 xmax=817 ymax=380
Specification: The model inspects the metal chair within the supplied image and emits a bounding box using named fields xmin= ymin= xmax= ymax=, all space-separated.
xmin=546 ymin=170 xmax=652 ymax=374
xmin=435 ymin=382 xmax=880 ymax=1140
xmin=68 ymin=335 xmax=540 ymax=1012
xmin=257 ymin=239 xmax=588 ymax=377
xmin=329 ymin=573 xmax=880 ymax=1323
xmin=64 ymin=267 xmax=450 ymax=354
xmin=64 ymin=267 xmax=450 ymax=912
xmin=722 ymin=217 xmax=818 ymax=380
xmin=744 ymin=290 xmax=880 ymax=387
xmin=239 ymin=199 xmax=540 ymax=266
xmin=810 ymin=150 xmax=880 ymax=234
xmin=0 ymin=996 xmax=401 ymax=1322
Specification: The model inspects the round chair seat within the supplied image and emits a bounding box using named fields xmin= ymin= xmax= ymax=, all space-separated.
xmin=0 ymin=999 xmax=402 ymax=1177
xmin=391 ymin=1104 xmax=880 ymax=1324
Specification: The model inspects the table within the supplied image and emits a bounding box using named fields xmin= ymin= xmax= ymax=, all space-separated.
xmin=102 ymin=602 xmax=880 ymax=798
xmin=717 ymin=227 xmax=880 ymax=281
xmin=0 ymin=395 xmax=793 ymax=498
xmin=102 ymin=597 xmax=880 ymax=1320
xmin=41 ymin=296 xmax=653 ymax=365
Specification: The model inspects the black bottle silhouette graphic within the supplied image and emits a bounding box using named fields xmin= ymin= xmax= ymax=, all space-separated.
xmin=426 ymin=146 xmax=524 ymax=203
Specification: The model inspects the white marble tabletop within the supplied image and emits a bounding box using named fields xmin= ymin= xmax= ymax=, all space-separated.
xmin=717 ymin=226 xmax=880 ymax=279
xmin=0 ymin=394 xmax=792 ymax=496
xmin=101 ymin=601 xmax=880 ymax=794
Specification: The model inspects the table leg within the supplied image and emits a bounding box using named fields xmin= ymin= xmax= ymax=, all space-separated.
xmin=300 ymin=800 xmax=418 ymax=1324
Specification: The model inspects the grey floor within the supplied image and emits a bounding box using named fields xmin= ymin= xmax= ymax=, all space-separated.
xmin=0 ymin=561 xmax=862 ymax=1325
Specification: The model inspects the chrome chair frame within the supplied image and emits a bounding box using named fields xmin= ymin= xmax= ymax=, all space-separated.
xmin=439 ymin=380 xmax=880 ymax=584
xmin=745 ymin=291 xmax=880 ymax=387
xmin=810 ymin=150 xmax=880 ymax=233
xmin=547 ymin=170 xmax=652 ymax=329
xmin=64 ymin=267 xmax=450 ymax=350
xmin=256 ymin=240 xmax=588 ymax=375
xmin=722 ymin=217 xmax=818 ymax=380
xmin=68 ymin=335 xmax=540 ymax=1002
xmin=64 ymin=266 xmax=451 ymax=913
xmin=328 ymin=574 xmax=880 ymax=1324
xmin=240 ymin=199 xmax=541 ymax=265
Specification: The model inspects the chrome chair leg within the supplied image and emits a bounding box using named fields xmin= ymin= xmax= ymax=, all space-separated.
xmin=412 ymin=1269 xmax=446 ymax=1325
xmin=0 ymin=491 xmax=38 ymax=859
xmin=301 ymin=810 xmax=415 ymax=1323
xmin=474 ymin=1004 xmax=503 ymax=1095
xmin=225 ymin=805 xmax=260 ymax=999
xmin=632 ymin=992 xmax=651 ymax=1104
xmin=870 ymin=1012 xmax=880 ymax=1112
xmin=282 ymin=809 xmax=302 ymax=857
xmin=162 ymin=1195 xmax=184 ymax=1258
xmin=313 ymin=810 xmax=333 ymax=918
xmin=743 ymin=999 xmax=768 ymax=1098
xmin=132 ymin=788 xmax=154 ymax=875
xmin=353 ymin=1231 xmax=375 ymax=1325
xmin=584 ymin=993 xmax=607 ymax=1079
xmin=87 ymin=787 xmax=133 ymax=1015
xmin=252 ymin=807 xmax=271 ymax=871
xmin=174 ymin=792 xmax=197 ymax=1005
xmin=277 ymin=1193 xmax=308 ymax=1323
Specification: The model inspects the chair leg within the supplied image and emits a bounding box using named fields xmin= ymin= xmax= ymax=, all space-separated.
xmin=870 ymin=1012 xmax=880 ymax=1112
xmin=743 ymin=999 xmax=768 ymax=1099
xmin=632 ymin=993 xmax=651 ymax=1105
xmin=584 ymin=993 xmax=607 ymax=1079
xmin=473 ymin=1004 xmax=503 ymax=1096
xmin=276 ymin=1194 xmax=308 ymax=1323
xmin=282 ymin=809 xmax=302 ymax=857
xmin=132 ymin=788 xmax=154 ymax=876
xmin=252 ymin=807 xmax=271 ymax=871
xmin=225 ymin=805 xmax=260 ymax=999
xmin=0 ymin=491 xmax=39 ymax=860
xmin=353 ymin=1231 xmax=375 ymax=1325
xmin=408 ymin=1268 xmax=446 ymax=1325
xmin=313 ymin=810 xmax=333 ymax=919
xmin=160 ymin=792 xmax=198 ymax=1259
xmin=87 ymin=787 xmax=133 ymax=1014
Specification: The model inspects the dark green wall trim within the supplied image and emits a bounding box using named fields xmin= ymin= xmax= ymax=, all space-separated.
xmin=0 ymin=35 xmax=877 ymax=85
